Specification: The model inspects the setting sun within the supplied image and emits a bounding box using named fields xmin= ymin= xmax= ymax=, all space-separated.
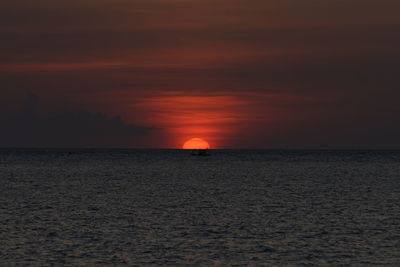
xmin=182 ymin=138 xmax=211 ymax=149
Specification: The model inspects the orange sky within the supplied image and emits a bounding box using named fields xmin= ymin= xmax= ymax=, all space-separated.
xmin=0 ymin=0 xmax=399 ymax=148
xmin=133 ymin=94 xmax=250 ymax=148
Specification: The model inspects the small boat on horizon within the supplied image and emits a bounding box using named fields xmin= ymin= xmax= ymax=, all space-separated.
xmin=191 ymin=149 xmax=211 ymax=156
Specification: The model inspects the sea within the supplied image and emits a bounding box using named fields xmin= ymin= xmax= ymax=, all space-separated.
xmin=0 ymin=149 xmax=399 ymax=266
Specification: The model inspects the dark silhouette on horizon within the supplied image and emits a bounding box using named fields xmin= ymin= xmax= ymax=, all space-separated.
xmin=0 ymin=93 xmax=154 ymax=148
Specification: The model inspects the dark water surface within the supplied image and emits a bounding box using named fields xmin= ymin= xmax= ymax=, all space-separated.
xmin=1 ymin=149 xmax=400 ymax=265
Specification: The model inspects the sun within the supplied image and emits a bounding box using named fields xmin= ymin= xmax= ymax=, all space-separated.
xmin=182 ymin=138 xmax=211 ymax=149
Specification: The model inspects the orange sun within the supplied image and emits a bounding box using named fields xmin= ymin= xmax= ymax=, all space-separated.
xmin=182 ymin=138 xmax=211 ymax=149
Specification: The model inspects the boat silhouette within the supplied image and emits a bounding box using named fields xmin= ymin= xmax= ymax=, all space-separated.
xmin=191 ymin=149 xmax=211 ymax=156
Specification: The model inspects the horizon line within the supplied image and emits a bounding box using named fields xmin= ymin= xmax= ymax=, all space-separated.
xmin=1 ymin=147 xmax=400 ymax=151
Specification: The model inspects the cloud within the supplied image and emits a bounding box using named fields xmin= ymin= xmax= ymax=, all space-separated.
xmin=0 ymin=93 xmax=154 ymax=147
xmin=0 ymin=0 xmax=399 ymax=148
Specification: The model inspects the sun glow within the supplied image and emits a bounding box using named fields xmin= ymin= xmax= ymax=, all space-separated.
xmin=132 ymin=93 xmax=260 ymax=148
xmin=182 ymin=138 xmax=211 ymax=149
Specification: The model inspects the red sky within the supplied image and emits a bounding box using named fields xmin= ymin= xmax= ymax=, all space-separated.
xmin=0 ymin=0 xmax=400 ymax=148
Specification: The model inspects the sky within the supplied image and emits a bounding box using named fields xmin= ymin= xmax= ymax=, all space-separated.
xmin=1 ymin=0 xmax=399 ymax=149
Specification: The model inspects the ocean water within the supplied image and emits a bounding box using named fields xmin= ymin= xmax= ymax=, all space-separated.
xmin=0 ymin=149 xmax=399 ymax=266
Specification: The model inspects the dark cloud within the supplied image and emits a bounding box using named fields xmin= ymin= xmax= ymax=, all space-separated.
xmin=0 ymin=0 xmax=399 ymax=148
xmin=0 ymin=94 xmax=154 ymax=147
